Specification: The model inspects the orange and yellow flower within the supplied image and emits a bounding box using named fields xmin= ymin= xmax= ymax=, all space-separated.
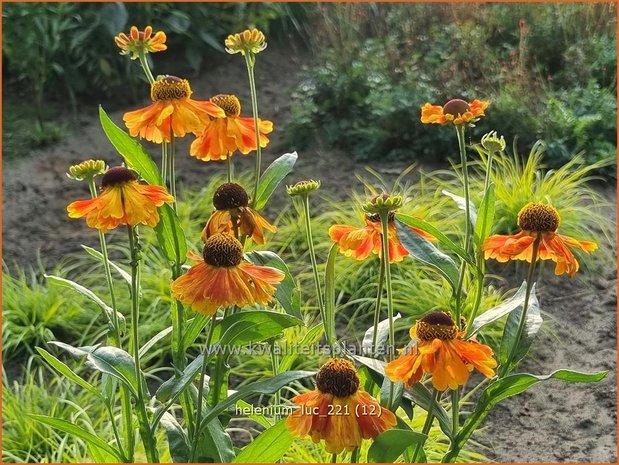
xmin=286 ymin=358 xmax=397 ymax=454
xmin=114 ymin=26 xmax=167 ymax=59
xmin=67 ymin=166 xmax=174 ymax=231
xmin=385 ymin=312 xmax=497 ymax=391
xmin=190 ymin=94 xmax=273 ymax=161
xmin=225 ymin=28 xmax=267 ymax=56
xmin=482 ymin=202 xmax=597 ymax=276
xmin=202 ymin=183 xmax=276 ymax=244
xmin=123 ymin=75 xmax=225 ymax=144
xmin=328 ymin=213 xmax=434 ymax=263
xmin=170 ymin=233 xmax=284 ymax=315
xmin=421 ymin=98 xmax=489 ymax=125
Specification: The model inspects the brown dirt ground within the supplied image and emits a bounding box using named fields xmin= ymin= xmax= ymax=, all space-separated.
xmin=3 ymin=46 xmax=616 ymax=463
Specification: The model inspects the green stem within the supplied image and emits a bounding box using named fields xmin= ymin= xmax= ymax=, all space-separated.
xmin=190 ymin=318 xmax=216 ymax=461
xmin=412 ymin=389 xmax=441 ymax=462
xmin=378 ymin=211 xmax=396 ymax=408
xmin=454 ymin=124 xmax=471 ymax=324
xmin=169 ymin=133 xmax=177 ymax=211
xmin=138 ymin=53 xmax=155 ymax=84
xmin=161 ymin=143 xmax=168 ymax=187
xmin=226 ymin=155 xmax=233 ymax=183
xmin=301 ymin=195 xmax=326 ymax=327
xmin=371 ymin=253 xmax=386 ymax=356
xmin=244 ymin=54 xmax=262 ymax=207
xmin=331 ymin=453 xmax=338 ymax=463
xmin=88 ymin=178 xmax=134 ymax=461
xmin=270 ymin=340 xmax=281 ymax=421
xmin=350 ymin=447 xmax=360 ymax=463
xmin=127 ymin=226 xmax=159 ymax=463
xmin=451 ymin=389 xmax=460 ymax=437
xmin=500 ymin=234 xmax=541 ymax=377
xmin=105 ymin=402 xmax=129 ymax=463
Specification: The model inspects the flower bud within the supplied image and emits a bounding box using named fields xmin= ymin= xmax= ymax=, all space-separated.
xmin=67 ymin=160 xmax=108 ymax=181
xmin=225 ymin=28 xmax=267 ymax=56
xmin=286 ymin=180 xmax=321 ymax=197
xmin=481 ymin=131 xmax=506 ymax=153
xmin=362 ymin=193 xmax=403 ymax=215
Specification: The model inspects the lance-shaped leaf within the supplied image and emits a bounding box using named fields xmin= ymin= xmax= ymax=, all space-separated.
xmin=233 ymin=419 xmax=293 ymax=463
xmin=395 ymin=220 xmax=460 ymax=291
xmin=368 ymin=429 xmax=427 ymax=463
xmin=99 ymin=106 xmax=161 ymax=185
xmin=442 ymin=189 xmax=477 ymax=226
xmin=362 ymin=313 xmax=402 ymax=355
xmin=45 ymin=275 xmax=126 ymax=333
xmin=154 ymin=204 xmax=187 ymax=266
xmin=324 ymin=244 xmax=339 ymax=348
xmin=499 ymin=283 xmax=542 ymax=373
xmin=49 ymin=342 xmax=139 ymax=396
xmin=211 ymin=310 xmax=302 ymax=347
xmin=468 ymin=281 xmax=528 ymax=336
xmin=442 ymin=369 xmax=607 ymax=462
xmin=159 ymin=412 xmax=190 ymax=463
xmin=245 ymin=251 xmax=301 ymax=318
xmin=81 ymin=245 xmax=132 ymax=285
xmin=253 ymin=152 xmax=298 ymax=210
xmin=473 ymin=182 xmax=495 ymax=245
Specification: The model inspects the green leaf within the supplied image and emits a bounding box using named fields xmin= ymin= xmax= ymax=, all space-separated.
xmin=235 ymin=399 xmax=273 ymax=429
xmin=499 ymin=283 xmax=542 ymax=373
xmin=442 ymin=189 xmax=477 ymax=226
xmin=49 ymin=342 xmax=139 ymax=397
xmin=36 ymin=347 xmax=101 ymax=397
xmin=362 ymin=313 xmax=402 ymax=355
xmin=353 ymin=355 xmax=452 ymax=439
xmin=45 ymin=275 xmax=126 ymax=336
xmin=396 ymin=214 xmax=475 ymax=268
xmin=99 ymin=106 xmax=161 ymax=185
xmin=182 ymin=314 xmax=210 ymax=352
xmin=324 ymin=244 xmax=338 ymax=348
xmin=139 ymin=325 xmax=173 ymax=359
xmin=234 ymin=419 xmax=293 ymax=463
xmin=196 ymin=404 xmax=235 ymax=463
xmin=395 ymin=220 xmax=460 ymax=291
xmin=198 ymin=371 xmax=315 ymax=432
xmin=154 ymin=204 xmax=187 ymax=266
xmin=81 ymin=245 xmax=132 ymax=285
xmin=30 ymin=415 xmax=123 ymax=461
xmin=367 ymin=429 xmax=427 ymax=463
xmin=473 ymin=182 xmax=495 ymax=245
xmin=468 ymin=281 xmax=528 ymax=336
xmin=443 ymin=369 xmax=607 ymax=462
xmin=244 ymin=251 xmax=301 ymax=318
xmin=159 ymin=412 xmax=190 ymax=463
xmin=253 ymin=152 xmax=298 ymax=210
xmin=212 ymin=311 xmax=303 ymax=347
xmin=156 ymin=352 xmax=205 ymax=403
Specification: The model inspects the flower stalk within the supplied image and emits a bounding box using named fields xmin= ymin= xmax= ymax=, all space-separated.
xmin=300 ymin=193 xmax=326 ymax=328
xmin=243 ymin=54 xmax=263 ymax=207
xmin=127 ymin=225 xmax=159 ymax=463
xmin=371 ymin=258 xmax=386 ymax=356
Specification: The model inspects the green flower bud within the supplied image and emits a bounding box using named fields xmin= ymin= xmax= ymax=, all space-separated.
xmin=286 ymin=179 xmax=321 ymax=197
xmin=362 ymin=193 xmax=403 ymax=214
xmin=481 ymin=131 xmax=506 ymax=153
xmin=67 ymin=160 xmax=108 ymax=181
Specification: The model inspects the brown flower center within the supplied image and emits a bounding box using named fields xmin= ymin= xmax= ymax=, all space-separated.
xmin=443 ymin=99 xmax=470 ymax=116
xmin=101 ymin=166 xmax=137 ymax=188
xmin=365 ymin=212 xmax=395 ymax=223
xmin=517 ymin=202 xmax=560 ymax=233
xmin=210 ymin=94 xmax=241 ymax=117
xmin=151 ymin=76 xmax=191 ymax=101
xmin=416 ymin=312 xmax=457 ymax=341
xmin=315 ymin=358 xmax=360 ymax=397
xmin=202 ymin=233 xmax=243 ymax=267
xmin=213 ymin=183 xmax=249 ymax=210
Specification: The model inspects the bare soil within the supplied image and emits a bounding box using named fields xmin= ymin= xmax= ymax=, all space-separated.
xmin=2 ymin=46 xmax=616 ymax=463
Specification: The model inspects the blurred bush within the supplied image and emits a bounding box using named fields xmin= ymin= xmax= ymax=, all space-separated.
xmin=2 ymin=2 xmax=303 ymax=106
xmin=285 ymin=3 xmax=617 ymax=177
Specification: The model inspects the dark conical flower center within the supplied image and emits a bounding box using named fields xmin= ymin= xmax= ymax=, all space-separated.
xmin=202 ymin=233 xmax=243 ymax=267
xmin=151 ymin=76 xmax=191 ymax=101
xmin=101 ymin=166 xmax=137 ymax=188
xmin=210 ymin=94 xmax=241 ymax=117
xmin=315 ymin=358 xmax=360 ymax=397
xmin=416 ymin=311 xmax=457 ymax=341
xmin=517 ymin=202 xmax=560 ymax=233
xmin=443 ymin=99 xmax=470 ymax=116
xmin=213 ymin=183 xmax=249 ymax=210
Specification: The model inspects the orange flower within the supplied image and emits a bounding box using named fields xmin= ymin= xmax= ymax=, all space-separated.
xmin=114 ymin=26 xmax=167 ymax=59
xmin=385 ymin=312 xmax=497 ymax=391
xmin=170 ymin=233 xmax=284 ymax=315
xmin=225 ymin=28 xmax=267 ymax=56
xmin=286 ymin=358 xmax=396 ymax=454
xmin=328 ymin=213 xmax=434 ymax=263
xmin=190 ymin=94 xmax=273 ymax=161
xmin=202 ymin=183 xmax=276 ymax=244
xmin=67 ymin=166 xmax=174 ymax=232
xmin=421 ymin=98 xmax=488 ymax=125
xmin=123 ymin=75 xmax=225 ymax=144
xmin=482 ymin=202 xmax=597 ymax=277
